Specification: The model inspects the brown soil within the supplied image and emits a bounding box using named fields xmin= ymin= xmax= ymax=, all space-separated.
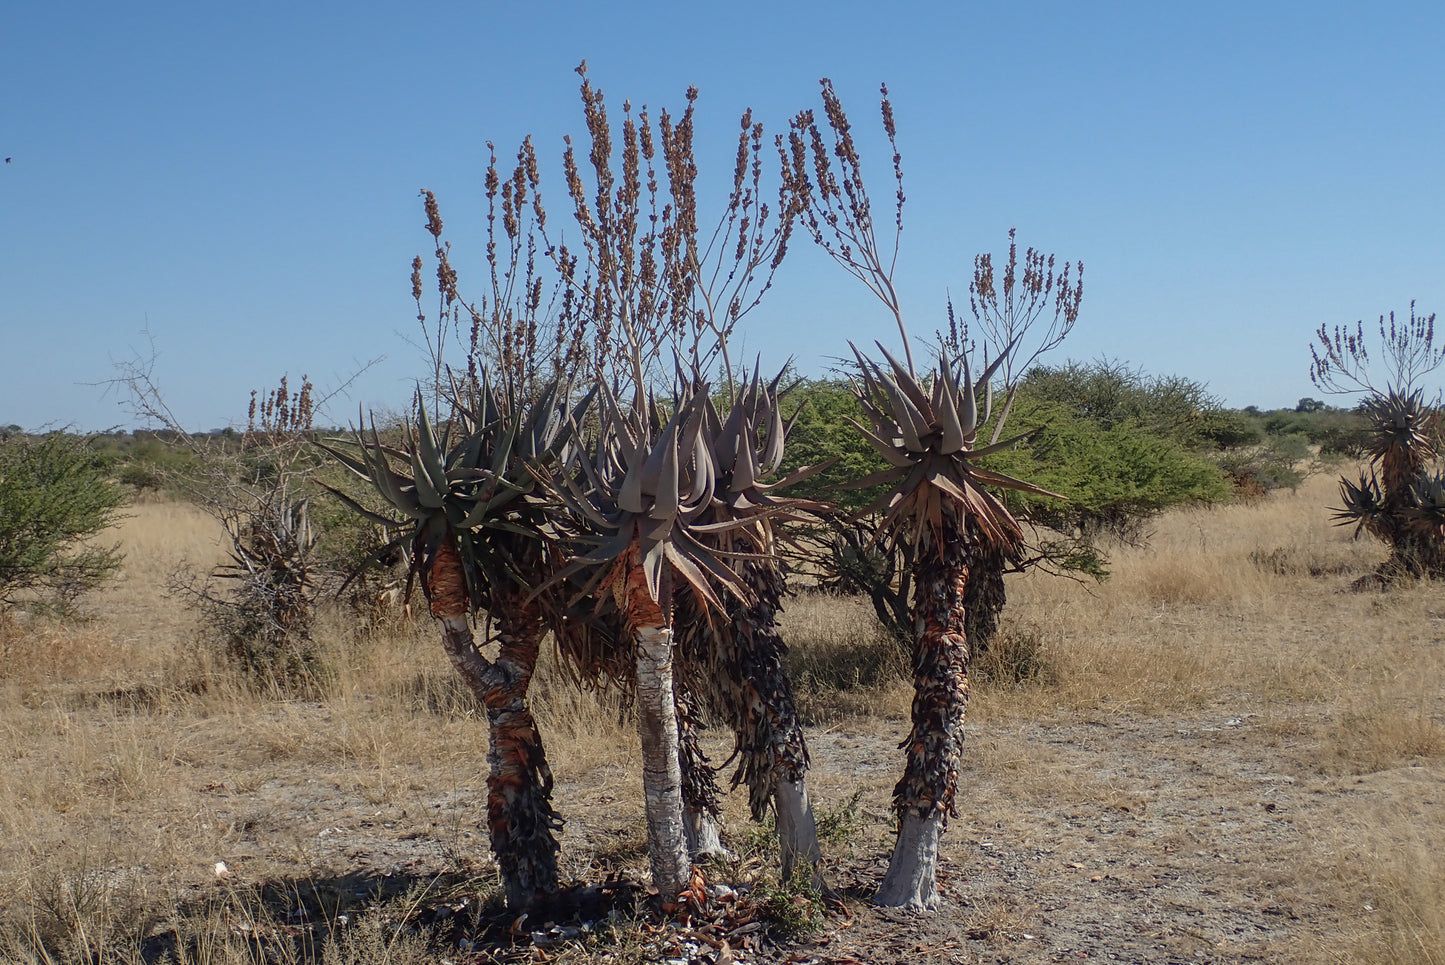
xmin=156 ymin=698 xmax=1431 ymax=964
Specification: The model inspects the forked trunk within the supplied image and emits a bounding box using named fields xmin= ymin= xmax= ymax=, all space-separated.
xmin=427 ymin=540 xmax=560 ymax=909
xmin=876 ymin=513 xmax=973 ymax=910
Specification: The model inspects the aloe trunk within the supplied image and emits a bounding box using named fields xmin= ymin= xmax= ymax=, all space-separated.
xmin=676 ymin=684 xmax=727 ymax=857
xmin=481 ymin=590 xmax=561 ymax=908
xmin=428 ymin=540 xmax=561 ymax=908
xmin=675 ymin=559 xmax=823 ymax=881
xmin=620 ymin=550 xmax=692 ymax=900
xmin=964 ymin=539 xmax=1006 ymax=662
xmin=876 ymin=510 xmax=972 ymax=910
xmin=731 ymin=561 xmax=822 ymax=882
xmin=635 ymin=624 xmax=691 ymax=898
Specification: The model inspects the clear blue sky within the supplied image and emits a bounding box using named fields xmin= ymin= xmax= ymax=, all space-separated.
xmin=3 ymin=0 xmax=1442 ymax=431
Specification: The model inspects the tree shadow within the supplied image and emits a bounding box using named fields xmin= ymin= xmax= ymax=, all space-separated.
xmin=133 ymin=868 xmax=642 ymax=964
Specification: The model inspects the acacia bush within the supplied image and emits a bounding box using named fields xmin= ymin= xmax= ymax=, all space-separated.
xmin=1021 ymin=359 xmax=1250 ymax=451
xmin=979 ymin=393 xmax=1232 ymax=542
xmin=779 ymin=363 xmax=1235 ymax=545
xmin=0 ymin=432 xmax=126 ymax=614
xmin=1255 ymin=406 xmax=1366 ymax=457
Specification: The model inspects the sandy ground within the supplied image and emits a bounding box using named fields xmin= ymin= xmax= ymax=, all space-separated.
xmin=140 ymin=695 xmax=1437 ymax=965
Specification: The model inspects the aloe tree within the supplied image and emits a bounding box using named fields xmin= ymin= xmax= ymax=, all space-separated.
xmin=1331 ymin=388 xmax=1445 ymax=579
xmin=671 ymin=366 xmax=833 ymax=882
xmin=1312 ymin=303 xmax=1445 ymax=582
xmin=785 ymin=79 xmax=1068 ymax=909
xmin=547 ymin=382 xmax=752 ymax=897
xmin=852 ymin=344 xmax=1062 ymax=908
xmin=318 ymin=378 xmax=589 ymax=909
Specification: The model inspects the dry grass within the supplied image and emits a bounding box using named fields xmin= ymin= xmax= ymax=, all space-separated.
xmin=1 ymin=474 xmax=1443 ymax=962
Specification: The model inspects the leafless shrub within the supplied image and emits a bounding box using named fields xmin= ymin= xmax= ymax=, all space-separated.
xmin=110 ymin=347 xmax=381 ymax=692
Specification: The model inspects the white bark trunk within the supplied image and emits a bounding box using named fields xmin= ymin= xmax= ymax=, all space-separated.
xmin=634 ymin=625 xmax=691 ymax=899
xmin=683 ymin=808 xmax=729 ymax=859
xmin=774 ymin=776 xmax=824 ymax=885
xmin=875 ymin=810 xmax=944 ymax=910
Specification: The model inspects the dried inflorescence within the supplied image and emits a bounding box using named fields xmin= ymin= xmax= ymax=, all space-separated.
xmin=1311 ymin=301 xmax=1445 ymax=398
xmin=545 ymin=63 xmax=800 ymax=394
xmin=783 ymin=79 xmax=910 ymax=368
xmin=950 ymin=227 xmax=1084 ymax=397
xmin=246 ymin=374 xmax=315 ymax=442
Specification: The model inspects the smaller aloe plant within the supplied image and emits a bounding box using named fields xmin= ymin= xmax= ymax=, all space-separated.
xmin=1361 ymin=388 xmax=1437 ymax=498
xmin=1333 ymin=472 xmax=1392 ymax=543
xmin=1404 ymin=472 xmax=1445 ymax=539
xmin=1329 ymin=388 xmax=1445 ymax=583
xmin=1312 ymin=303 xmax=1445 ymax=583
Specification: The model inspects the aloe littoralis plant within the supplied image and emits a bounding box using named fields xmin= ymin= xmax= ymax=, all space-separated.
xmin=849 ymin=343 xmax=1061 ymax=908
xmin=785 ymin=79 xmax=1067 ymax=909
xmin=547 ymin=381 xmax=750 ymax=899
xmin=1312 ymin=303 xmax=1445 ymax=582
xmin=671 ymin=365 xmax=833 ymax=882
xmin=318 ymin=378 xmax=591 ymax=910
xmin=535 ymin=63 xmax=819 ymax=898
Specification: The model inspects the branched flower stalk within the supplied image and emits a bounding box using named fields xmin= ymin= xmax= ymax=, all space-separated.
xmin=542 ymin=62 xmax=801 ymax=396
xmin=1311 ymin=301 xmax=1445 ymax=398
xmin=783 ymin=80 xmax=912 ymax=372
xmin=944 ymin=228 xmax=1083 ymax=445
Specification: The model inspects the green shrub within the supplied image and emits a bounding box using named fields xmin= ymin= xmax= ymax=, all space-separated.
xmin=777 ymin=377 xmax=888 ymax=513
xmin=982 ymin=395 xmax=1232 ymax=541
xmin=1021 ymin=359 xmax=1229 ymax=450
xmin=0 ymin=433 xmax=126 ymax=614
